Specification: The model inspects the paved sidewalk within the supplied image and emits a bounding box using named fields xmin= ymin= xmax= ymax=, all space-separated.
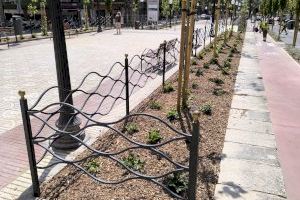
xmin=214 ymin=29 xmax=287 ymax=199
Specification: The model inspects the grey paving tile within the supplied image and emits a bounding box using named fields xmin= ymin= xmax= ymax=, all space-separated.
xmin=215 ymin=184 xmax=287 ymax=200
xmin=225 ymin=129 xmax=276 ymax=148
xmin=231 ymin=95 xmax=268 ymax=112
xmin=222 ymin=141 xmax=279 ymax=166
xmin=218 ymin=158 xmax=286 ymax=197
xmin=229 ymin=109 xmax=271 ymax=122
xmin=227 ymin=118 xmax=273 ymax=134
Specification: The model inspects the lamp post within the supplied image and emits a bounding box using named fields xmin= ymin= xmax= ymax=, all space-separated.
xmin=48 ymin=0 xmax=84 ymax=150
xmin=96 ymin=0 xmax=102 ymax=32
xmin=140 ymin=0 xmax=144 ymax=29
xmin=169 ymin=0 xmax=173 ymax=28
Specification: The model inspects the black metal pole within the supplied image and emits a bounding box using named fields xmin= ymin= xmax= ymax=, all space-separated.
xmin=169 ymin=4 xmax=172 ymax=28
xmin=194 ymin=30 xmax=198 ymax=57
xmin=188 ymin=111 xmax=200 ymax=200
xmin=125 ymin=54 xmax=130 ymax=116
xmin=204 ymin=26 xmax=206 ymax=47
xmin=19 ymin=91 xmax=40 ymax=197
xmin=210 ymin=0 xmax=216 ymax=37
xmin=48 ymin=0 xmax=84 ymax=150
xmin=162 ymin=41 xmax=167 ymax=89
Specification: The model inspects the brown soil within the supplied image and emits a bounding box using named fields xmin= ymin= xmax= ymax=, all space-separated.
xmin=40 ymin=32 xmax=245 ymax=200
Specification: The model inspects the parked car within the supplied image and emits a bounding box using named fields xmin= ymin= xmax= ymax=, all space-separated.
xmin=200 ymin=14 xmax=211 ymax=20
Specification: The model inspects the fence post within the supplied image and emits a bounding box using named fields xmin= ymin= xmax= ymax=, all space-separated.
xmin=188 ymin=110 xmax=200 ymax=200
xmin=162 ymin=40 xmax=167 ymax=89
xmin=7 ymin=36 xmax=10 ymax=48
xmin=194 ymin=30 xmax=198 ymax=57
xmin=125 ymin=54 xmax=130 ymax=116
xmin=19 ymin=91 xmax=40 ymax=197
xmin=204 ymin=26 xmax=206 ymax=48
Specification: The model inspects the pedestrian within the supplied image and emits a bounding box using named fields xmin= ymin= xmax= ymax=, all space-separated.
xmin=280 ymin=20 xmax=288 ymax=35
xmin=115 ymin=11 xmax=122 ymax=35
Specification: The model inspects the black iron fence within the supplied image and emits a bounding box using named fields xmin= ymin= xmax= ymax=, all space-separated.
xmin=192 ymin=19 xmax=228 ymax=57
xmin=19 ymin=38 xmax=201 ymax=199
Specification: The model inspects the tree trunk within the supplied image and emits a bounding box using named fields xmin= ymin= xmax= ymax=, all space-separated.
xmin=224 ymin=1 xmax=228 ymax=43
xmin=182 ymin=0 xmax=197 ymax=107
xmin=213 ymin=0 xmax=221 ymax=57
xmin=84 ymin=5 xmax=89 ymax=29
xmin=277 ymin=10 xmax=283 ymax=40
xmin=0 ymin=0 xmax=5 ymax=26
xmin=292 ymin=8 xmax=299 ymax=47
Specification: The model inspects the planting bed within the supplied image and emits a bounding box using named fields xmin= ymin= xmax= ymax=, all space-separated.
xmin=40 ymin=32 xmax=245 ymax=200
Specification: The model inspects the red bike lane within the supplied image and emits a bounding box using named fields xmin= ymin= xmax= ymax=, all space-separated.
xmin=256 ymin=34 xmax=300 ymax=200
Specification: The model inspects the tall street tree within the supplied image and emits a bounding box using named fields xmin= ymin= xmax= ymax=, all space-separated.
xmin=292 ymin=0 xmax=300 ymax=47
xmin=277 ymin=0 xmax=287 ymax=40
xmin=0 ymin=0 xmax=4 ymax=26
xmin=83 ymin=0 xmax=90 ymax=29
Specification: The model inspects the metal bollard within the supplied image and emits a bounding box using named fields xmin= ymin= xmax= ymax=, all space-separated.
xmin=188 ymin=110 xmax=200 ymax=200
xmin=162 ymin=40 xmax=167 ymax=89
xmin=19 ymin=91 xmax=40 ymax=197
xmin=124 ymin=54 xmax=130 ymax=116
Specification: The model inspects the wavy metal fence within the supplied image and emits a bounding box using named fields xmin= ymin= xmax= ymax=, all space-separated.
xmin=192 ymin=20 xmax=228 ymax=57
xmin=18 ymin=38 xmax=202 ymax=199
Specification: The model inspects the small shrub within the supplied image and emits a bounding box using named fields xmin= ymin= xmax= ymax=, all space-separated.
xmin=122 ymin=153 xmax=144 ymax=171
xmin=192 ymin=82 xmax=198 ymax=89
xmin=222 ymin=67 xmax=230 ymax=75
xmin=163 ymin=83 xmax=175 ymax=93
xmin=210 ymin=58 xmax=218 ymax=65
xmin=203 ymin=63 xmax=210 ymax=69
xmin=197 ymin=52 xmax=205 ymax=59
xmin=233 ymin=43 xmax=238 ymax=48
xmin=224 ymin=60 xmax=231 ymax=68
xmin=213 ymin=88 xmax=226 ymax=96
xmin=229 ymin=52 xmax=234 ymax=58
xmin=196 ymin=68 xmax=203 ymax=76
xmin=230 ymin=47 xmax=238 ymax=54
xmin=191 ymin=59 xmax=197 ymax=65
xmin=148 ymin=129 xmax=163 ymax=144
xmin=149 ymin=100 xmax=162 ymax=110
xmin=31 ymin=34 xmax=36 ymax=38
xmin=20 ymin=35 xmax=25 ymax=40
xmin=227 ymin=58 xmax=232 ymax=62
xmin=209 ymin=78 xmax=224 ymax=85
xmin=125 ymin=123 xmax=139 ymax=134
xmin=167 ymin=109 xmax=178 ymax=121
xmin=166 ymin=172 xmax=188 ymax=195
xmin=200 ymin=104 xmax=212 ymax=115
xmin=85 ymin=160 xmax=100 ymax=174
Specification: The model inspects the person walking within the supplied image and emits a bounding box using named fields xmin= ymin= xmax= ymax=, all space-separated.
xmin=115 ymin=11 xmax=122 ymax=35
xmin=280 ymin=20 xmax=288 ymax=35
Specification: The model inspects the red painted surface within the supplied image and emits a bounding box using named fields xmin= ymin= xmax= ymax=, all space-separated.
xmin=257 ymin=34 xmax=300 ymax=200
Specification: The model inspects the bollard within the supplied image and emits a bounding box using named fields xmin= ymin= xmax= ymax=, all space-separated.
xmin=124 ymin=54 xmax=130 ymax=116
xmin=162 ymin=40 xmax=167 ymax=89
xmin=194 ymin=30 xmax=198 ymax=57
xmin=19 ymin=91 xmax=40 ymax=197
xmin=204 ymin=26 xmax=206 ymax=48
xmin=187 ymin=110 xmax=200 ymax=200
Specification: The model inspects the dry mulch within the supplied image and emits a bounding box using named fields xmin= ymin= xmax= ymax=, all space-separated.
xmin=40 ymin=32 xmax=245 ymax=200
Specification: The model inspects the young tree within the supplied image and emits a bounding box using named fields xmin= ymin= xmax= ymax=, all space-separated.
xmin=83 ymin=0 xmax=90 ymax=29
xmin=27 ymin=0 xmax=38 ymax=36
xmin=40 ymin=0 xmax=47 ymax=36
xmin=272 ymin=0 xmax=279 ymax=30
xmin=277 ymin=0 xmax=287 ymax=40
xmin=292 ymin=0 xmax=300 ymax=46
xmin=0 ymin=0 xmax=4 ymax=26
